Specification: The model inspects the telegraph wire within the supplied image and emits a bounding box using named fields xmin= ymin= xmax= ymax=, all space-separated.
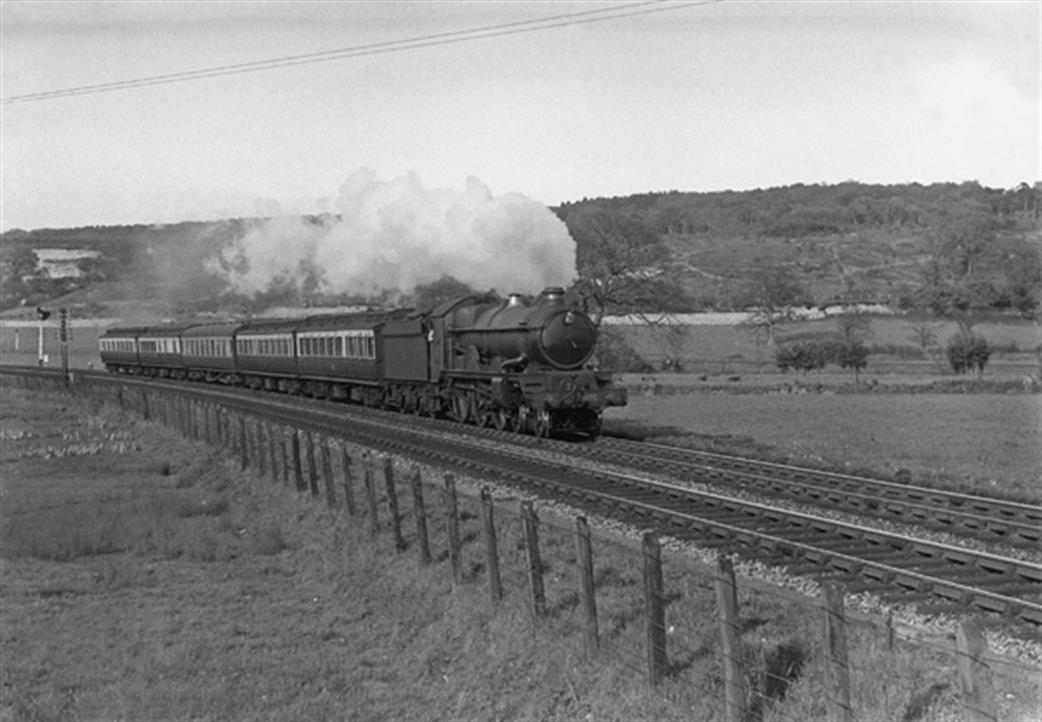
xmin=2 ymin=1 xmax=719 ymax=104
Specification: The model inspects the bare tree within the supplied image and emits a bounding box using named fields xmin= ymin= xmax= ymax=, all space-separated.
xmin=564 ymin=206 xmax=687 ymax=326
xmin=739 ymin=268 xmax=812 ymax=346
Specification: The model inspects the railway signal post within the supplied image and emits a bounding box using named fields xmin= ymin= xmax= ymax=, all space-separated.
xmin=58 ymin=307 xmax=70 ymax=386
xmin=36 ymin=306 xmax=50 ymax=366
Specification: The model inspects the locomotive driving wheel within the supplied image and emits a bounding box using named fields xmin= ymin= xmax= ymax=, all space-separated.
xmin=450 ymin=391 xmax=470 ymax=423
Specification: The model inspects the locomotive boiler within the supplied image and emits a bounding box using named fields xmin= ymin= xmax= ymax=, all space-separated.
xmin=447 ymin=287 xmax=597 ymax=371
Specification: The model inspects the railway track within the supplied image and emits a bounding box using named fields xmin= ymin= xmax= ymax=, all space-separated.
xmin=6 ymin=367 xmax=1042 ymax=630
xmin=517 ymin=434 xmax=1042 ymax=551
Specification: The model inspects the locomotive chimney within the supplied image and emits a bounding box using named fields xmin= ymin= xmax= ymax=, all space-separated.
xmin=538 ymin=287 xmax=565 ymax=306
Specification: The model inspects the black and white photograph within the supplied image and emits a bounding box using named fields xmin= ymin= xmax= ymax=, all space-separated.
xmin=1 ymin=2 xmax=1040 ymax=720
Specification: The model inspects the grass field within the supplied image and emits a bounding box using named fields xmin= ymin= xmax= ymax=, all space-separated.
xmin=603 ymin=392 xmax=1042 ymax=503
xmin=3 ymin=386 xmax=1040 ymax=721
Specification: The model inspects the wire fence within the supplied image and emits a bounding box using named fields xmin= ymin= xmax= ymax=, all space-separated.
xmin=28 ymin=373 xmax=1042 ymax=722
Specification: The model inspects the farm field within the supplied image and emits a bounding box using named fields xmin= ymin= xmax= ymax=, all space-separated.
xmin=604 ymin=393 xmax=1042 ymax=503
xmin=3 ymin=386 xmax=1041 ymax=721
xmin=610 ymin=314 xmax=1041 ymax=376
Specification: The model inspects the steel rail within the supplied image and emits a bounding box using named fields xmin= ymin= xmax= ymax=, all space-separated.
xmin=565 ymin=437 xmax=1042 ymax=548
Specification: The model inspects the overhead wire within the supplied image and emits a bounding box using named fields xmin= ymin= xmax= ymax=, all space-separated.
xmin=2 ymin=1 xmax=720 ymax=105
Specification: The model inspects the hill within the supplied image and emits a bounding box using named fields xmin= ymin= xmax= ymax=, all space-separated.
xmin=1 ymin=181 xmax=1039 ymax=320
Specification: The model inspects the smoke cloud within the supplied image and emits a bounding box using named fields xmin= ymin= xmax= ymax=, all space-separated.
xmin=215 ymin=170 xmax=576 ymax=298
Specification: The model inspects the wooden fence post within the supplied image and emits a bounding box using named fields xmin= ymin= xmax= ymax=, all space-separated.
xmin=292 ymin=431 xmax=306 ymax=492
xmin=267 ymin=423 xmax=279 ymax=483
xmin=480 ymin=487 xmax=502 ymax=605
xmin=716 ymin=555 xmax=746 ymax=721
xmin=521 ymin=501 xmax=545 ymax=618
xmin=341 ymin=448 xmax=357 ymax=516
xmin=239 ymin=416 xmax=249 ymax=470
xmin=383 ymin=458 xmax=405 ymax=551
xmin=956 ymin=618 xmax=996 ymax=722
xmin=445 ymin=475 xmax=463 ymax=584
xmin=575 ymin=516 xmax=599 ymax=656
xmin=321 ymin=440 xmax=337 ymax=509
xmin=281 ymin=429 xmax=291 ymax=486
xmin=411 ymin=469 xmax=431 ymax=564
xmin=140 ymin=389 xmax=150 ymax=420
xmin=364 ymin=454 xmax=379 ymax=537
xmin=823 ymin=584 xmax=853 ymax=722
xmin=255 ymin=421 xmax=267 ymax=477
xmin=642 ymin=531 xmax=668 ymax=686
xmin=305 ymin=432 xmax=320 ymax=497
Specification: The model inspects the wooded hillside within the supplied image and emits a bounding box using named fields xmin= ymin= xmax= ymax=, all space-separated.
xmin=2 ymin=182 xmax=1039 ymax=319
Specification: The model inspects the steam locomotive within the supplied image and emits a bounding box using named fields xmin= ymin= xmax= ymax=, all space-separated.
xmin=98 ymin=288 xmax=627 ymax=437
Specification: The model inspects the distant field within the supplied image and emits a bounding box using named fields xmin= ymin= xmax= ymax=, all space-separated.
xmin=613 ymin=315 xmax=1042 ymax=375
xmin=604 ymin=392 xmax=1042 ymax=503
xmin=0 ymin=321 xmax=105 ymax=369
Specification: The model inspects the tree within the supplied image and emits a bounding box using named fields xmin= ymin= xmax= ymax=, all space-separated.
xmin=411 ymin=275 xmax=480 ymax=312
xmin=775 ymin=341 xmax=827 ymax=374
xmin=918 ymin=206 xmax=998 ymax=314
xmin=0 ymin=246 xmax=41 ymax=308
xmin=564 ymin=206 xmax=686 ymax=326
xmin=836 ymin=340 xmax=870 ymax=382
xmin=834 ymin=311 xmax=871 ymax=382
xmin=740 ymin=268 xmax=813 ymax=346
xmin=946 ymin=325 xmax=991 ymax=377
xmin=909 ymin=322 xmax=938 ymax=355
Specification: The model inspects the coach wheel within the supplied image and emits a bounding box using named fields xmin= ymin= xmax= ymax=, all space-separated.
xmin=423 ymin=392 xmax=441 ymax=418
xmin=533 ymin=409 xmax=552 ymax=439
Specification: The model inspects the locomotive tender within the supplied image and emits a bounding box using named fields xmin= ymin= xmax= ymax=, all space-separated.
xmin=99 ymin=288 xmax=627 ymax=437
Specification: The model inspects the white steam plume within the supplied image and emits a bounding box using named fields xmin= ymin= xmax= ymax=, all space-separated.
xmin=216 ymin=170 xmax=576 ymax=297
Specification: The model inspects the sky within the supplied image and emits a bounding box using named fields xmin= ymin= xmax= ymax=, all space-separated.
xmin=1 ymin=0 xmax=1040 ymax=232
